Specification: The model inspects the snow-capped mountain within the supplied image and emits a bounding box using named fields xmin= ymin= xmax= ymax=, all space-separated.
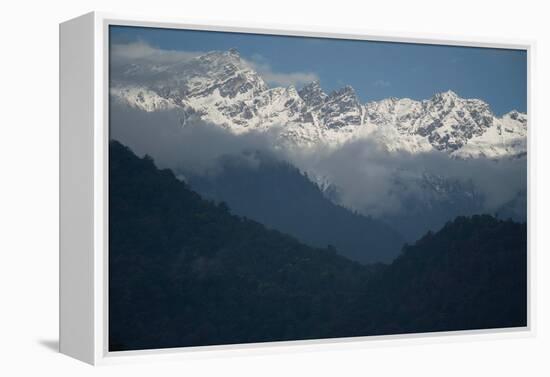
xmin=362 ymin=91 xmax=527 ymax=158
xmin=110 ymin=48 xmax=527 ymax=240
xmin=111 ymin=48 xmax=527 ymax=159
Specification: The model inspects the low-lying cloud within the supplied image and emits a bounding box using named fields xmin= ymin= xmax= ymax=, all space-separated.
xmin=110 ymin=103 xmax=276 ymax=175
xmin=287 ymin=138 xmax=526 ymax=217
xmin=111 ymin=103 xmax=527 ymax=225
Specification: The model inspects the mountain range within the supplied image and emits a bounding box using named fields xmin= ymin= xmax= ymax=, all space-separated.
xmin=109 ymin=140 xmax=527 ymax=351
xmin=186 ymin=152 xmax=405 ymax=263
xmin=111 ymin=48 xmax=527 ymax=159
xmin=107 ymin=46 xmax=528 ymax=350
xmin=110 ymin=47 xmax=527 ymax=248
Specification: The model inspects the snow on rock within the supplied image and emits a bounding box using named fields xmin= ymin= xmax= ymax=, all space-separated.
xmin=110 ymin=86 xmax=178 ymax=112
xmin=111 ymin=48 xmax=527 ymax=159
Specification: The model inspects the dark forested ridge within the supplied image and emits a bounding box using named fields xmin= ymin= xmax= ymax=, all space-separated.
xmin=109 ymin=140 xmax=369 ymax=350
xmin=109 ymin=140 xmax=527 ymax=351
xmin=345 ymin=215 xmax=527 ymax=335
xmin=186 ymin=153 xmax=405 ymax=263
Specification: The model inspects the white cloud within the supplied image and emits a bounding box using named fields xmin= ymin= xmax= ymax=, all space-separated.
xmin=111 ymin=41 xmax=319 ymax=88
xmin=111 ymin=99 xmax=526 ymax=221
xmin=245 ymin=54 xmax=319 ymax=88
xmin=111 ymin=41 xmax=204 ymax=65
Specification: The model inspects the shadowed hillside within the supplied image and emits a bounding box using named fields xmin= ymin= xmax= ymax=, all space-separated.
xmin=186 ymin=152 xmax=405 ymax=264
xmin=109 ymin=140 xmax=370 ymax=351
xmin=109 ymin=140 xmax=527 ymax=351
xmin=346 ymin=215 xmax=527 ymax=335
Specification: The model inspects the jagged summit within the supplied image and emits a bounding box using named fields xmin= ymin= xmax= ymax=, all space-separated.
xmin=327 ymin=85 xmax=360 ymax=105
xmin=301 ymin=79 xmax=322 ymax=89
xmin=433 ymin=89 xmax=459 ymax=99
xmin=504 ymin=110 xmax=527 ymax=123
xmin=331 ymin=85 xmax=356 ymax=96
xmin=320 ymin=85 xmax=362 ymax=129
xmin=111 ymin=49 xmax=527 ymax=158
xmin=299 ymin=80 xmax=328 ymax=109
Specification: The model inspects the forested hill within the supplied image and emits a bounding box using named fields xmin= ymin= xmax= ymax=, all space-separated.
xmin=187 ymin=153 xmax=405 ymax=264
xmin=345 ymin=215 xmax=527 ymax=335
xmin=109 ymin=140 xmax=369 ymax=351
xmin=109 ymin=140 xmax=527 ymax=352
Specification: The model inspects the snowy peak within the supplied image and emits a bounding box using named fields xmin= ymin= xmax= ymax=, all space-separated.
xmin=364 ymin=97 xmax=422 ymax=128
xmin=111 ymin=48 xmax=527 ymax=159
xmin=299 ymin=80 xmax=328 ymax=108
xmin=363 ymin=90 xmax=501 ymax=153
xmin=430 ymin=89 xmax=459 ymax=103
xmin=114 ymin=48 xmax=268 ymax=103
xmin=327 ymin=86 xmax=361 ymax=110
xmin=183 ymin=49 xmax=268 ymax=100
xmin=418 ymin=92 xmax=495 ymax=151
xmin=503 ymin=110 xmax=528 ymax=125
xmin=330 ymin=85 xmax=359 ymax=100
xmin=110 ymin=86 xmax=178 ymax=112
xmin=319 ymin=85 xmax=362 ymax=129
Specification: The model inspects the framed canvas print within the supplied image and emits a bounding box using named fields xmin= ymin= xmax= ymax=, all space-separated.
xmin=59 ymin=12 xmax=533 ymax=365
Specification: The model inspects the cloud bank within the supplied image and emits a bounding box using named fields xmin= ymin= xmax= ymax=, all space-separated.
xmin=287 ymin=138 xmax=526 ymax=217
xmin=111 ymin=41 xmax=204 ymax=64
xmin=110 ymin=41 xmax=319 ymax=88
xmin=111 ymin=103 xmax=527 ymax=227
xmin=246 ymin=54 xmax=319 ymax=87
xmin=110 ymin=103 xmax=276 ymax=175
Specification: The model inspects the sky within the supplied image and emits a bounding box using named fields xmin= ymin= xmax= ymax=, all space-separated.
xmin=110 ymin=25 xmax=527 ymax=115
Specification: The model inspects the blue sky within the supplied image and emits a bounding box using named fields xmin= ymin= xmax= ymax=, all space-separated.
xmin=111 ymin=25 xmax=527 ymax=115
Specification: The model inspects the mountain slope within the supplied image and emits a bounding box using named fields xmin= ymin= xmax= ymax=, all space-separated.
xmin=109 ymin=140 xmax=527 ymax=351
xmin=111 ymin=49 xmax=527 ymax=158
xmin=347 ymin=215 xmax=527 ymax=335
xmin=110 ymin=48 xmax=527 ymax=253
xmin=109 ymin=140 xmax=368 ymax=351
xmin=186 ymin=152 xmax=405 ymax=263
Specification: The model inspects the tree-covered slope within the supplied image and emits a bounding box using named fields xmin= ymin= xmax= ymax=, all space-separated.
xmin=186 ymin=153 xmax=405 ymax=264
xmin=346 ymin=215 xmax=527 ymax=335
xmin=109 ymin=140 xmax=527 ymax=352
xmin=109 ymin=140 xmax=369 ymax=351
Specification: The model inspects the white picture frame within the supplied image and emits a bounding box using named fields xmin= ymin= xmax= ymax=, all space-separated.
xmin=59 ymin=11 xmax=535 ymax=365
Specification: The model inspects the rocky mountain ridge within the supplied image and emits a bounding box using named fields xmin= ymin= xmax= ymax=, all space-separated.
xmin=111 ymin=48 xmax=527 ymax=159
